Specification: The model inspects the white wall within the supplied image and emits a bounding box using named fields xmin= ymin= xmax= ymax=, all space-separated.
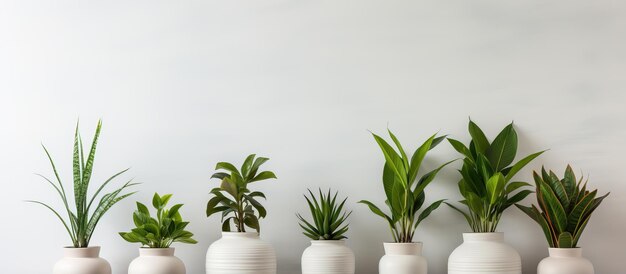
xmin=1 ymin=0 xmax=625 ymax=273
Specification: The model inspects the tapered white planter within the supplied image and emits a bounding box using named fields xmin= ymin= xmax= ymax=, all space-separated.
xmin=53 ymin=247 xmax=112 ymax=274
xmin=379 ymin=242 xmax=427 ymax=274
xmin=206 ymin=232 xmax=276 ymax=274
xmin=301 ymin=240 xmax=355 ymax=274
xmin=448 ymin=233 xmax=521 ymax=274
xmin=129 ymin=248 xmax=186 ymax=274
xmin=537 ymin=248 xmax=594 ymax=274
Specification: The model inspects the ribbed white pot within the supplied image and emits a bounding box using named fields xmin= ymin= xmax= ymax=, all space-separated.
xmin=206 ymin=232 xmax=276 ymax=274
xmin=537 ymin=248 xmax=594 ymax=274
xmin=301 ymin=240 xmax=355 ymax=274
xmin=448 ymin=233 xmax=521 ymax=274
xmin=379 ymin=242 xmax=427 ymax=274
xmin=53 ymin=247 xmax=112 ymax=274
xmin=128 ymin=248 xmax=186 ymax=274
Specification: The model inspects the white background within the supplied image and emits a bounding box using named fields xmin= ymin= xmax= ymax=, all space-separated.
xmin=1 ymin=0 xmax=625 ymax=273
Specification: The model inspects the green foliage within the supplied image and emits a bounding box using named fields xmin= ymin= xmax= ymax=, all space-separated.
xmin=358 ymin=130 xmax=453 ymax=243
xmin=27 ymin=120 xmax=137 ymax=248
xmin=446 ymin=120 xmax=544 ymax=232
xmin=206 ymin=154 xmax=276 ymax=233
xmin=119 ymin=193 xmax=197 ymax=248
xmin=516 ymin=166 xmax=609 ymax=248
xmin=297 ymin=189 xmax=352 ymax=240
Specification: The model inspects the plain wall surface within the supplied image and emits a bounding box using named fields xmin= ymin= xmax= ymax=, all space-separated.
xmin=1 ymin=0 xmax=625 ymax=273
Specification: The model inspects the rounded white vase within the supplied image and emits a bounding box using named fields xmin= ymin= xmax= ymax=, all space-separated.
xmin=448 ymin=232 xmax=521 ymax=274
xmin=206 ymin=232 xmax=276 ymax=274
xmin=537 ymin=248 xmax=594 ymax=274
xmin=128 ymin=248 xmax=186 ymax=274
xmin=301 ymin=240 xmax=355 ymax=274
xmin=53 ymin=246 xmax=112 ymax=274
xmin=379 ymin=242 xmax=427 ymax=274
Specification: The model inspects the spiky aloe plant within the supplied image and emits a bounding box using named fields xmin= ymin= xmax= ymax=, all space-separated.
xmin=516 ymin=166 xmax=609 ymax=248
xmin=359 ymin=130 xmax=455 ymax=243
xmin=297 ymin=189 xmax=352 ymax=240
xmin=28 ymin=120 xmax=137 ymax=248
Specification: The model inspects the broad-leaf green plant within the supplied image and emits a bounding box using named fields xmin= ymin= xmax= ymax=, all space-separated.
xmin=206 ymin=154 xmax=277 ymax=233
xmin=27 ymin=120 xmax=137 ymax=248
xmin=297 ymin=189 xmax=352 ymax=240
xmin=446 ymin=120 xmax=545 ymax=232
xmin=119 ymin=193 xmax=198 ymax=248
xmin=516 ymin=166 xmax=609 ymax=248
xmin=359 ymin=130 xmax=454 ymax=243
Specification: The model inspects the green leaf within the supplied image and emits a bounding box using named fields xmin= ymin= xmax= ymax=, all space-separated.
xmin=540 ymin=182 xmax=568 ymax=234
xmin=486 ymin=123 xmax=517 ymax=171
xmin=387 ymin=129 xmax=409 ymax=171
xmin=250 ymin=171 xmax=277 ymax=182
xmin=506 ymin=181 xmax=531 ymax=194
xmin=241 ymin=154 xmax=256 ymax=179
xmin=516 ymin=204 xmax=555 ymax=247
xmin=487 ymin=173 xmax=505 ymax=205
xmin=407 ymin=134 xmax=436 ymax=184
xmin=215 ymin=162 xmax=242 ymax=177
xmin=160 ymin=194 xmax=173 ymax=208
xmin=468 ymin=120 xmax=490 ymax=154
xmin=448 ymin=138 xmax=472 ymax=159
xmin=371 ymin=132 xmax=407 ymax=186
xmin=557 ymin=232 xmax=573 ymax=248
xmin=415 ymin=199 xmax=445 ymax=228
xmin=504 ymin=150 xmax=544 ymax=182
xmin=358 ymin=200 xmax=393 ymax=226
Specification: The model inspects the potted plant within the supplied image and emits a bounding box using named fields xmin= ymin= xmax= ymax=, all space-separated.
xmin=446 ymin=120 xmax=545 ymax=274
xmin=516 ymin=166 xmax=609 ymax=274
xmin=358 ymin=130 xmax=454 ymax=274
xmin=27 ymin=120 xmax=137 ymax=274
xmin=205 ymin=154 xmax=278 ymax=274
xmin=297 ymin=189 xmax=354 ymax=274
xmin=119 ymin=193 xmax=197 ymax=274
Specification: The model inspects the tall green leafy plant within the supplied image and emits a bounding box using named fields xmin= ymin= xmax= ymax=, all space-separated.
xmin=119 ymin=193 xmax=197 ymax=248
xmin=297 ymin=189 xmax=352 ymax=240
xmin=446 ymin=120 xmax=544 ymax=232
xmin=206 ymin=154 xmax=277 ymax=233
xmin=28 ymin=120 xmax=137 ymax=248
xmin=516 ymin=166 xmax=609 ymax=248
xmin=359 ymin=130 xmax=454 ymax=243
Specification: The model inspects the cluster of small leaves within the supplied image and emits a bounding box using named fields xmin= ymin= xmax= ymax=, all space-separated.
xmin=206 ymin=154 xmax=276 ymax=233
xmin=516 ymin=166 xmax=609 ymax=248
xmin=297 ymin=189 xmax=352 ymax=240
xmin=359 ymin=130 xmax=454 ymax=243
xmin=119 ymin=193 xmax=197 ymax=248
xmin=446 ymin=120 xmax=544 ymax=233
xmin=28 ymin=120 xmax=137 ymax=248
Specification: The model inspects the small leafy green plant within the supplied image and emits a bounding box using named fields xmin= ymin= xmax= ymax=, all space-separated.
xmin=297 ymin=189 xmax=352 ymax=240
xmin=359 ymin=130 xmax=454 ymax=243
xmin=516 ymin=166 xmax=609 ymax=248
xmin=27 ymin=120 xmax=137 ymax=248
xmin=206 ymin=154 xmax=277 ymax=233
xmin=119 ymin=193 xmax=197 ymax=248
xmin=446 ymin=120 xmax=545 ymax=232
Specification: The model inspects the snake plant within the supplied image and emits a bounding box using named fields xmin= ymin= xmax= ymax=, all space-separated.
xmin=516 ymin=166 xmax=609 ymax=248
xmin=297 ymin=189 xmax=352 ymax=240
xmin=359 ymin=130 xmax=454 ymax=243
xmin=119 ymin=193 xmax=197 ymax=248
xmin=28 ymin=120 xmax=137 ymax=248
xmin=206 ymin=154 xmax=277 ymax=233
xmin=446 ymin=120 xmax=545 ymax=232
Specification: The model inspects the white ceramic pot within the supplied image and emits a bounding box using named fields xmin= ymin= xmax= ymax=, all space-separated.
xmin=301 ymin=240 xmax=355 ymax=274
xmin=537 ymin=248 xmax=594 ymax=274
xmin=53 ymin=246 xmax=112 ymax=274
xmin=206 ymin=232 xmax=276 ymax=274
xmin=379 ymin=242 xmax=427 ymax=274
xmin=128 ymin=248 xmax=186 ymax=274
xmin=448 ymin=232 xmax=521 ymax=274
